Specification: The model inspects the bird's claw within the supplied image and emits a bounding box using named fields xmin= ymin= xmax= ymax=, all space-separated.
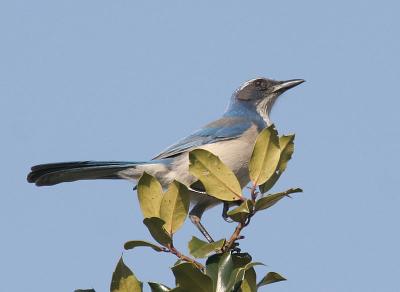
xmin=223 ymin=214 xmax=234 ymax=223
xmin=222 ymin=202 xmax=234 ymax=223
xmin=232 ymin=246 xmax=242 ymax=253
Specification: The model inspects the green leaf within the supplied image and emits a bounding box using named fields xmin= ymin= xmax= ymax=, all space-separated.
xmin=258 ymin=172 xmax=280 ymax=194
xmin=159 ymin=180 xmax=190 ymax=234
xmin=227 ymin=262 xmax=264 ymax=291
xmin=212 ymin=253 xmax=253 ymax=291
xmin=171 ymin=262 xmax=213 ymax=292
xmin=148 ymin=282 xmax=171 ymax=292
xmin=189 ymin=149 xmax=243 ymax=201
xmin=249 ymin=125 xmax=281 ymax=185
xmin=216 ymin=253 xmax=235 ymax=292
xmin=255 ymin=188 xmax=302 ymax=212
xmin=226 ymin=200 xmax=253 ymax=222
xmin=259 ymin=134 xmax=295 ymax=194
xmin=205 ymin=254 xmax=221 ymax=290
xmin=124 ymin=240 xmax=164 ymax=252
xmin=188 ymin=236 xmax=225 ymax=258
xmin=110 ymin=257 xmax=143 ymax=292
xmin=173 ymin=259 xmax=183 ymax=266
xmin=143 ymin=217 xmax=172 ymax=246
xmin=231 ymin=253 xmax=252 ymax=268
xmin=277 ymin=134 xmax=295 ymax=173
xmin=206 ymin=253 xmax=252 ymax=291
xmin=137 ymin=172 xmax=163 ymax=218
xmin=257 ymin=272 xmax=286 ymax=288
xmin=240 ymin=267 xmax=257 ymax=292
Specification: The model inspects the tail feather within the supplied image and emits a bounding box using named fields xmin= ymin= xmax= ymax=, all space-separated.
xmin=27 ymin=161 xmax=140 ymax=186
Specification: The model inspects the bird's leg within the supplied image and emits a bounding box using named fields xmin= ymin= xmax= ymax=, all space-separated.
xmin=222 ymin=200 xmax=242 ymax=222
xmin=189 ymin=197 xmax=217 ymax=243
xmin=222 ymin=202 xmax=234 ymax=223
xmin=189 ymin=214 xmax=214 ymax=243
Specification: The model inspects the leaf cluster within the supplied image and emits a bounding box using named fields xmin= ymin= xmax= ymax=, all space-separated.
xmin=106 ymin=253 xmax=285 ymax=292
xmin=76 ymin=125 xmax=302 ymax=292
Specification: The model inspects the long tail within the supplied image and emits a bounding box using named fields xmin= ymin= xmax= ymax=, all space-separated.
xmin=27 ymin=161 xmax=141 ymax=186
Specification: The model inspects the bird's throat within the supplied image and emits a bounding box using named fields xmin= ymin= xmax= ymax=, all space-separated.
xmin=256 ymin=98 xmax=273 ymax=126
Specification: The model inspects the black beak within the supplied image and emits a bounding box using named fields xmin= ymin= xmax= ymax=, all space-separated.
xmin=272 ymin=79 xmax=305 ymax=93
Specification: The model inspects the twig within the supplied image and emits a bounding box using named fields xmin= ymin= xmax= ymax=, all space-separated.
xmin=250 ymin=182 xmax=259 ymax=202
xmin=224 ymin=221 xmax=245 ymax=252
xmin=224 ymin=184 xmax=258 ymax=252
xmin=166 ymin=243 xmax=205 ymax=271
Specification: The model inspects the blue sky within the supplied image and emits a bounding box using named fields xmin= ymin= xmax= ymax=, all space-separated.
xmin=1 ymin=1 xmax=399 ymax=291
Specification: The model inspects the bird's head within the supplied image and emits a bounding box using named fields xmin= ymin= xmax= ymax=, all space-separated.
xmin=229 ymin=77 xmax=305 ymax=124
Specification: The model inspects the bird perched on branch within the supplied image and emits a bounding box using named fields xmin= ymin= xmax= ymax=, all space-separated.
xmin=27 ymin=77 xmax=304 ymax=242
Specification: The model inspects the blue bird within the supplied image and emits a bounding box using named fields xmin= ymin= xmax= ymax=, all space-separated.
xmin=27 ymin=77 xmax=304 ymax=241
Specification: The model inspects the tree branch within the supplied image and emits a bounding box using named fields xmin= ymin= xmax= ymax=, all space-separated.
xmin=224 ymin=183 xmax=258 ymax=252
xmin=167 ymin=243 xmax=205 ymax=271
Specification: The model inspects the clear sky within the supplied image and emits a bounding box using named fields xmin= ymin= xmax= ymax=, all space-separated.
xmin=1 ymin=1 xmax=399 ymax=291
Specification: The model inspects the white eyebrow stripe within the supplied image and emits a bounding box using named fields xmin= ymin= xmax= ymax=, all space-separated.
xmin=238 ymin=79 xmax=256 ymax=91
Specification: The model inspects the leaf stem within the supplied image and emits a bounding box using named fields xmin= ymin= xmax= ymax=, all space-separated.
xmin=250 ymin=182 xmax=259 ymax=202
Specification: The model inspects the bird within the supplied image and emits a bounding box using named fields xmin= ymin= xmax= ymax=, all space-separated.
xmin=27 ymin=77 xmax=304 ymax=242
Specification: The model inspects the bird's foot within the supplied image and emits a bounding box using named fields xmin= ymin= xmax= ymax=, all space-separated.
xmin=222 ymin=202 xmax=234 ymax=223
xmin=231 ymin=242 xmax=241 ymax=253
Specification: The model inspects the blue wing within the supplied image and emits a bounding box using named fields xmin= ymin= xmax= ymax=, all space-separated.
xmin=153 ymin=116 xmax=253 ymax=160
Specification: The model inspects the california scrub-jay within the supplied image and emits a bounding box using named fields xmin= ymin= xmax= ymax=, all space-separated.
xmin=27 ymin=77 xmax=304 ymax=241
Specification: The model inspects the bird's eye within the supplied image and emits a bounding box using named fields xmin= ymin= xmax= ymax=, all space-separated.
xmin=254 ymin=80 xmax=262 ymax=87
